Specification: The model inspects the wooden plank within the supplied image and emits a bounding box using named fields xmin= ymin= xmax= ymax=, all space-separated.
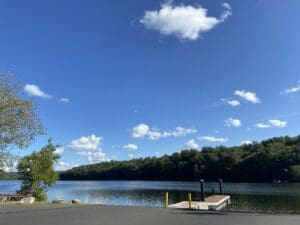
xmin=205 ymin=195 xmax=229 ymax=203
xmin=168 ymin=195 xmax=231 ymax=211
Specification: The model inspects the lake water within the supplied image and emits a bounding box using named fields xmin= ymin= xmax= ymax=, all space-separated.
xmin=1 ymin=180 xmax=300 ymax=213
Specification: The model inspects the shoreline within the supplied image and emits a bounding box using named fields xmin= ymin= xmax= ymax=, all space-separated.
xmin=2 ymin=179 xmax=300 ymax=184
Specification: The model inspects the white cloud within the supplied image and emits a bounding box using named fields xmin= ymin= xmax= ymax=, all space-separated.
xmin=282 ymin=85 xmax=300 ymax=94
xmin=54 ymin=147 xmax=64 ymax=154
xmin=225 ymin=118 xmax=241 ymax=127
xmin=227 ymin=100 xmax=240 ymax=106
xmin=221 ymin=98 xmax=240 ymax=107
xmin=256 ymin=120 xmax=287 ymax=129
xmin=131 ymin=124 xmax=150 ymax=138
xmin=256 ymin=123 xmax=270 ymax=128
xmin=77 ymin=151 xmax=109 ymax=164
xmin=172 ymin=127 xmax=197 ymax=137
xmin=1 ymin=161 xmax=18 ymax=172
xmin=234 ymin=90 xmax=260 ymax=103
xmin=199 ymin=136 xmax=228 ymax=142
xmin=24 ymin=84 xmax=52 ymax=98
xmin=148 ymin=130 xmax=163 ymax=140
xmin=123 ymin=144 xmax=138 ymax=151
xmin=59 ymin=98 xmax=70 ymax=103
xmin=222 ymin=2 xmax=232 ymax=11
xmin=241 ymin=140 xmax=252 ymax=145
xmin=140 ymin=2 xmax=232 ymax=40
xmin=185 ymin=139 xmax=199 ymax=149
xmin=68 ymin=134 xmax=109 ymax=164
xmin=131 ymin=124 xmax=196 ymax=140
xmin=1 ymin=162 xmax=12 ymax=172
xmin=68 ymin=134 xmax=102 ymax=151
xmin=55 ymin=161 xmax=76 ymax=171
xmin=268 ymin=119 xmax=287 ymax=128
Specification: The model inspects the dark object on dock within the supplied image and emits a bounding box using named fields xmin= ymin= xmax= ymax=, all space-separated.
xmin=200 ymin=179 xmax=205 ymax=202
xmin=212 ymin=188 xmax=215 ymax=196
xmin=219 ymin=179 xmax=223 ymax=195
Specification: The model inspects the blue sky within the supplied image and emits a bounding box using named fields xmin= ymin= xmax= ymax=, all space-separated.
xmin=1 ymin=0 xmax=300 ymax=170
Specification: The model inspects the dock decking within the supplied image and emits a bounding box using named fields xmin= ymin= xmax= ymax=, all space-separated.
xmin=168 ymin=195 xmax=230 ymax=211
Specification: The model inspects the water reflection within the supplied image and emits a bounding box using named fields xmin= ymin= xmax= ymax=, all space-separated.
xmin=1 ymin=180 xmax=300 ymax=213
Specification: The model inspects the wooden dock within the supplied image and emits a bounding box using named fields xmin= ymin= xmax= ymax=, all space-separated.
xmin=168 ymin=195 xmax=230 ymax=211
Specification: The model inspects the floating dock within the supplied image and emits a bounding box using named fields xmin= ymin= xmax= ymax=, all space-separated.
xmin=168 ymin=195 xmax=231 ymax=211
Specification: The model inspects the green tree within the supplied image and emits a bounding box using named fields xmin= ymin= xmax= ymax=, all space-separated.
xmin=17 ymin=140 xmax=60 ymax=201
xmin=289 ymin=165 xmax=300 ymax=181
xmin=0 ymin=73 xmax=44 ymax=170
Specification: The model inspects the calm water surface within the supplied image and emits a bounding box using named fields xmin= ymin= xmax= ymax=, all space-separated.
xmin=1 ymin=180 xmax=300 ymax=213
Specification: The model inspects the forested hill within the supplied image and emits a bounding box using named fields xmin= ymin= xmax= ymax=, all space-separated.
xmin=60 ymin=135 xmax=300 ymax=182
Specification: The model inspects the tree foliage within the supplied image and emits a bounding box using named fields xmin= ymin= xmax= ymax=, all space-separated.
xmin=0 ymin=73 xmax=44 ymax=170
xmin=17 ymin=140 xmax=60 ymax=201
xmin=60 ymin=135 xmax=300 ymax=182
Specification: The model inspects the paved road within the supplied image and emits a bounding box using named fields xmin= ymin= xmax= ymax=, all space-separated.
xmin=0 ymin=204 xmax=300 ymax=225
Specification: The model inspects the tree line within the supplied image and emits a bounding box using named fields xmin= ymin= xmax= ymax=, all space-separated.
xmin=60 ymin=135 xmax=300 ymax=182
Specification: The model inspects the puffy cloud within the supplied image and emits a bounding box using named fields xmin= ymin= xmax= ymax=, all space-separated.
xmin=148 ymin=130 xmax=163 ymax=140
xmin=24 ymin=84 xmax=52 ymax=98
xmin=225 ymin=118 xmax=241 ymax=127
xmin=256 ymin=120 xmax=287 ymax=128
xmin=222 ymin=2 xmax=232 ymax=11
xmin=185 ymin=139 xmax=199 ymax=149
xmin=59 ymin=98 xmax=70 ymax=103
xmin=68 ymin=134 xmax=109 ymax=164
xmin=234 ymin=90 xmax=260 ymax=103
xmin=227 ymin=100 xmax=240 ymax=107
xmin=123 ymin=144 xmax=138 ymax=151
xmin=199 ymin=136 xmax=228 ymax=142
xmin=1 ymin=162 xmax=13 ymax=172
xmin=55 ymin=161 xmax=76 ymax=171
xmin=131 ymin=124 xmax=196 ymax=140
xmin=140 ymin=2 xmax=232 ymax=40
xmin=131 ymin=124 xmax=150 ymax=138
xmin=268 ymin=119 xmax=287 ymax=128
xmin=68 ymin=134 xmax=102 ymax=151
xmin=256 ymin=123 xmax=270 ymax=128
xmin=54 ymin=147 xmax=64 ymax=154
xmin=1 ymin=160 xmax=18 ymax=172
xmin=282 ymin=85 xmax=300 ymax=94
xmin=221 ymin=98 xmax=240 ymax=107
xmin=77 ymin=151 xmax=109 ymax=164
xmin=241 ymin=140 xmax=252 ymax=145
xmin=172 ymin=127 xmax=197 ymax=137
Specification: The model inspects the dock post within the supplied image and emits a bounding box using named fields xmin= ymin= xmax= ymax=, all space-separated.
xmin=188 ymin=193 xmax=192 ymax=209
xmin=165 ymin=192 xmax=169 ymax=208
xmin=200 ymin=179 xmax=205 ymax=202
xmin=219 ymin=179 xmax=223 ymax=195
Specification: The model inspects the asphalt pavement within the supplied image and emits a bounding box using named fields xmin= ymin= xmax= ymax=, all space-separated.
xmin=0 ymin=204 xmax=299 ymax=225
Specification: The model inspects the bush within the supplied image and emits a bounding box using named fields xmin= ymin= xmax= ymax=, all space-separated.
xmin=289 ymin=165 xmax=300 ymax=181
xmin=17 ymin=140 xmax=59 ymax=201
